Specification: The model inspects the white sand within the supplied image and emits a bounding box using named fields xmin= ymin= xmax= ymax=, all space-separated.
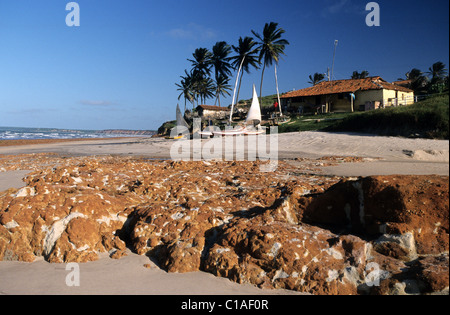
xmin=0 ymin=251 xmax=301 ymax=295
xmin=0 ymin=170 xmax=30 ymax=192
xmin=0 ymin=131 xmax=447 ymax=176
xmin=277 ymin=132 xmax=449 ymax=161
xmin=1 ymin=131 xmax=448 ymax=161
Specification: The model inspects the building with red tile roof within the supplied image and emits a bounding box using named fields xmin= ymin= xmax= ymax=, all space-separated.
xmin=281 ymin=76 xmax=414 ymax=113
xmin=196 ymin=105 xmax=231 ymax=120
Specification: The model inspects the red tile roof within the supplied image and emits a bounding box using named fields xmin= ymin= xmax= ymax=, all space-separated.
xmin=281 ymin=76 xmax=413 ymax=99
xmin=197 ymin=105 xmax=230 ymax=111
xmin=392 ymin=79 xmax=412 ymax=87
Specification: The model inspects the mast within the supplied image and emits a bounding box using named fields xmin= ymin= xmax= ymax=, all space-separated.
xmin=275 ymin=64 xmax=282 ymax=117
xmin=229 ymin=56 xmax=246 ymax=124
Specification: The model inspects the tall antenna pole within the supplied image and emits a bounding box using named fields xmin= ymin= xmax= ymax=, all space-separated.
xmin=331 ymin=40 xmax=338 ymax=82
xmin=326 ymin=40 xmax=338 ymax=113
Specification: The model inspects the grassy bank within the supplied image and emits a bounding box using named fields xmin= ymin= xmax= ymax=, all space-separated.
xmin=279 ymin=94 xmax=449 ymax=140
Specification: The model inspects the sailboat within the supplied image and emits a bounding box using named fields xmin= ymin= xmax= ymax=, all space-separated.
xmin=168 ymin=104 xmax=190 ymax=139
xmin=199 ymin=55 xmax=264 ymax=137
xmin=242 ymin=85 xmax=265 ymax=135
xmin=213 ymin=85 xmax=265 ymax=136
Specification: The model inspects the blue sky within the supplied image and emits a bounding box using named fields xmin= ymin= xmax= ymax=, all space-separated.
xmin=0 ymin=0 xmax=448 ymax=130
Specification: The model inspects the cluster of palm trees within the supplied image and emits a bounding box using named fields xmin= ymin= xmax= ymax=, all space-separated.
xmin=308 ymin=73 xmax=326 ymax=86
xmin=351 ymin=70 xmax=370 ymax=79
xmin=307 ymin=70 xmax=371 ymax=86
xmin=176 ymin=22 xmax=289 ymax=113
xmin=398 ymin=62 xmax=448 ymax=95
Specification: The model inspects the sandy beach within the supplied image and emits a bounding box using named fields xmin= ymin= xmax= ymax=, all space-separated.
xmin=0 ymin=251 xmax=301 ymax=295
xmin=0 ymin=131 xmax=448 ymax=295
xmin=1 ymin=131 xmax=447 ymax=176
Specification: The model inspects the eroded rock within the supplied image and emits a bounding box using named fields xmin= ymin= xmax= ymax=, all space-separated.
xmin=0 ymin=155 xmax=448 ymax=295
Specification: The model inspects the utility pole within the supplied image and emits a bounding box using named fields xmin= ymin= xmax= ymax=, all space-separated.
xmin=331 ymin=40 xmax=338 ymax=82
xmin=326 ymin=40 xmax=338 ymax=113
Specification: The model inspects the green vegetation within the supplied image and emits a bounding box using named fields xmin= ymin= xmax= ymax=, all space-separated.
xmin=237 ymin=93 xmax=280 ymax=108
xmin=157 ymin=120 xmax=176 ymax=135
xmin=278 ymin=112 xmax=352 ymax=133
xmin=278 ymin=94 xmax=449 ymax=140
xmin=397 ymin=62 xmax=449 ymax=95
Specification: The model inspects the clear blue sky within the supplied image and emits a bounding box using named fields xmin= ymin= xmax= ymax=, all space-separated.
xmin=0 ymin=0 xmax=448 ymax=130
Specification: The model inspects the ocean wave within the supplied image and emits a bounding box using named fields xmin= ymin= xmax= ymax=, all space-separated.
xmin=0 ymin=129 xmax=137 ymax=140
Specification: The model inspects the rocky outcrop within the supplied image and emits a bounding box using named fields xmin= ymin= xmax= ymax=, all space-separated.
xmin=0 ymin=160 xmax=135 ymax=262
xmin=0 ymin=155 xmax=448 ymax=295
xmin=299 ymin=175 xmax=449 ymax=257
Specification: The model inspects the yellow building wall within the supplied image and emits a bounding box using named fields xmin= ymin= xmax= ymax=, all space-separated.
xmin=382 ymin=90 xmax=415 ymax=106
xmin=404 ymin=92 xmax=415 ymax=105
xmin=285 ymin=89 xmax=414 ymax=113
xmin=383 ymin=90 xmax=397 ymax=106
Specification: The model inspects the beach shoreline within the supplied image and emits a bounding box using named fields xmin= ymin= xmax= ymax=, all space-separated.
xmin=0 ymin=137 xmax=132 ymax=147
xmin=0 ymin=131 xmax=448 ymax=176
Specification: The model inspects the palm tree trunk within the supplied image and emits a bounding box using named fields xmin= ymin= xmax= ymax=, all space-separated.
xmin=235 ymin=73 xmax=244 ymax=109
xmin=275 ymin=64 xmax=282 ymax=117
xmin=259 ymin=63 xmax=266 ymax=107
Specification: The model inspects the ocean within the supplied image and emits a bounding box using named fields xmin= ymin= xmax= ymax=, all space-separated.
xmin=0 ymin=127 xmax=138 ymax=140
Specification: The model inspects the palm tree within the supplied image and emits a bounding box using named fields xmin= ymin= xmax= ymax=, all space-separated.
xmin=214 ymin=75 xmax=232 ymax=107
xmin=252 ymin=22 xmax=289 ymax=115
xmin=398 ymin=68 xmax=428 ymax=95
xmin=211 ymin=41 xmax=232 ymax=105
xmin=211 ymin=41 xmax=232 ymax=81
xmin=230 ymin=36 xmax=260 ymax=105
xmin=308 ymin=73 xmax=325 ymax=86
xmin=196 ymin=76 xmax=215 ymax=105
xmin=175 ymin=70 xmax=195 ymax=112
xmin=187 ymin=48 xmax=214 ymax=107
xmin=188 ymin=48 xmax=212 ymax=78
xmin=403 ymin=68 xmax=423 ymax=81
xmin=351 ymin=70 xmax=369 ymax=79
xmin=427 ymin=61 xmax=448 ymax=84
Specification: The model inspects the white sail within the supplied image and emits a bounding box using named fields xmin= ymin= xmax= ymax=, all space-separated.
xmin=246 ymin=85 xmax=262 ymax=125
xmin=170 ymin=104 xmax=190 ymax=138
xmin=176 ymin=104 xmax=189 ymax=129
